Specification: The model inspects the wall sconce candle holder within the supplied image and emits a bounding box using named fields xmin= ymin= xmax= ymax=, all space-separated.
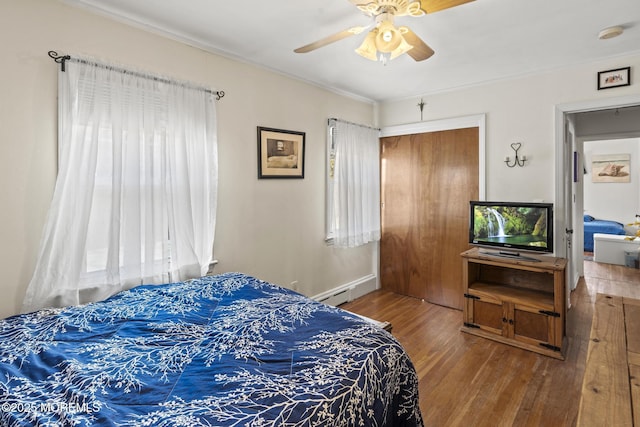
xmin=505 ymin=143 xmax=527 ymax=168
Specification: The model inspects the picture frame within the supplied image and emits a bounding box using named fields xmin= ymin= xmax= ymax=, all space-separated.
xmin=591 ymin=153 xmax=630 ymax=183
xmin=257 ymin=126 xmax=305 ymax=179
xmin=597 ymin=67 xmax=631 ymax=90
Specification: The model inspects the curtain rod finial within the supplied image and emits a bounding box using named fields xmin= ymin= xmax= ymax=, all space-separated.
xmin=48 ymin=51 xmax=71 ymax=72
xmin=48 ymin=50 xmax=71 ymax=73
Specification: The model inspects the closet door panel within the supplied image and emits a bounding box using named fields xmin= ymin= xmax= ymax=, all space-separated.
xmin=380 ymin=127 xmax=479 ymax=309
xmin=421 ymin=127 xmax=479 ymax=309
xmin=380 ymin=135 xmax=428 ymax=299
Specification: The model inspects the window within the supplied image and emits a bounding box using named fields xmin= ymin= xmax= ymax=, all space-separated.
xmin=326 ymin=119 xmax=381 ymax=248
xmin=23 ymin=58 xmax=219 ymax=312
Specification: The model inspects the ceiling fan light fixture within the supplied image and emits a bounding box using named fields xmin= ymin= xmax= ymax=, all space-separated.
xmin=390 ymin=36 xmax=414 ymax=59
xmin=356 ymin=21 xmax=414 ymax=63
xmin=355 ymin=30 xmax=379 ymax=61
xmin=375 ymin=20 xmax=402 ymax=52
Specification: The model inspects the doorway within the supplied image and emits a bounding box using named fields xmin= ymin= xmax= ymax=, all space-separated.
xmin=555 ymin=95 xmax=640 ymax=303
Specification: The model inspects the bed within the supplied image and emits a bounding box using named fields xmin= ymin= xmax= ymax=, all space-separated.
xmin=0 ymin=272 xmax=423 ymax=426
xmin=584 ymin=214 xmax=626 ymax=252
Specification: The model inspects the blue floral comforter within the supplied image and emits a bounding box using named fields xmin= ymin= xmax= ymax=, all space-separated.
xmin=0 ymin=273 xmax=423 ymax=426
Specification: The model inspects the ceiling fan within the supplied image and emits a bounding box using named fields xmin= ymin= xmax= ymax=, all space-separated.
xmin=294 ymin=0 xmax=474 ymax=64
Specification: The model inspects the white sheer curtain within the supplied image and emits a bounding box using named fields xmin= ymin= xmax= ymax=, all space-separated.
xmin=330 ymin=120 xmax=381 ymax=248
xmin=23 ymin=59 xmax=218 ymax=312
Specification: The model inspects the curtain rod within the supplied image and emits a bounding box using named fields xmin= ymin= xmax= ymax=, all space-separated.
xmin=328 ymin=117 xmax=380 ymax=131
xmin=47 ymin=51 xmax=225 ymax=100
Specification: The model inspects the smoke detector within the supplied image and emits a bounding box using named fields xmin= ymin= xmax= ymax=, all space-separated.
xmin=598 ymin=26 xmax=624 ymax=40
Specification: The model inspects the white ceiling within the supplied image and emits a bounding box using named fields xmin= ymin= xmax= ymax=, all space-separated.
xmin=61 ymin=0 xmax=640 ymax=102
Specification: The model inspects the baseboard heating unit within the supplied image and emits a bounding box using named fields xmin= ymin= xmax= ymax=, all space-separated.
xmin=312 ymin=274 xmax=377 ymax=307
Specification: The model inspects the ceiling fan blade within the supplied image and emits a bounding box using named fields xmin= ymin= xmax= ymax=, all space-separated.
xmin=294 ymin=26 xmax=368 ymax=53
xmin=419 ymin=0 xmax=474 ymax=14
xmin=402 ymin=28 xmax=434 ymax=61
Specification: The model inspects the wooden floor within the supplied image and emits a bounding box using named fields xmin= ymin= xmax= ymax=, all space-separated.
xmin=340 ymin=260 xmax=640 ymax=427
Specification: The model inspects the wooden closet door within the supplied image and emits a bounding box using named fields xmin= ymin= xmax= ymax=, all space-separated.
xmin=380 ymin=127 xmax=479 ymax=310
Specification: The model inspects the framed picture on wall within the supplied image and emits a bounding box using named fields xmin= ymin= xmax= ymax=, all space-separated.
xmin=257 ymin=127 xmax=305 ymax=179
xmin=591 ymin=153 xmax=630 ymax=183
xmin=597 ymin=67 xmax=631 ymax=90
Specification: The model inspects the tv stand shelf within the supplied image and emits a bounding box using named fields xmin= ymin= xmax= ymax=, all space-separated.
xmin=470 ymin=283 xmax=554 ymax=309
xmin=461 ymin=248 xmax=567 ymax=359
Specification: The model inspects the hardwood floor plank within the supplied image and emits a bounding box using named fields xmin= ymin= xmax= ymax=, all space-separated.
xmin=630 ymin=364 xmax=640 ymax=427
xmin=340 ymin=260 xmax=640 ymax=426
xmin=626 ymin=303 xmax=640 ymax=354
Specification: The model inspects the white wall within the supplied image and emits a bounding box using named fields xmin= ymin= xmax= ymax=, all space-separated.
xmin=378 ymin=56 xmax=640 ymax=205
xmin=4 ymin=1 xmax=640 ymax=320
xmin=583 ymin=138 xmax=640 ymax=224
xmin=0 ymin=0 xmax=376 ymax=319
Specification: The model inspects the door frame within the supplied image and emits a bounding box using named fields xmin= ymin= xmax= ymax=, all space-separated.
xmin=554 ymin=94 xmax=640 ymax=304
xmin=380 ymin=114 xmax=487 ymax=200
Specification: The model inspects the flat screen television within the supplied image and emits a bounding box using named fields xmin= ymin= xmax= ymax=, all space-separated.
xmin=469 ymin=201 xmax=554 ymax=258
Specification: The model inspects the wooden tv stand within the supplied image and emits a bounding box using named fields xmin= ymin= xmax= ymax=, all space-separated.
xmin=460 ymin=248 xmax=567 ymax=359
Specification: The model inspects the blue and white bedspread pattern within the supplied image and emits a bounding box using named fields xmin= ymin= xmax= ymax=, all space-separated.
xmin=0 ymin=273 xmax=423 ymax=426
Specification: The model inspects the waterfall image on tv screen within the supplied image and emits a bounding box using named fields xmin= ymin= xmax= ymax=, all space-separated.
xmin=472 ymin=204 xmax=549 ymax=250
